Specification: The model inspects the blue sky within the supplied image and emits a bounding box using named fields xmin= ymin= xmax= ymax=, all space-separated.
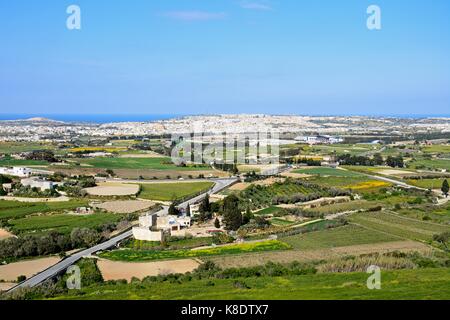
xmin=0 ymin=0 xmax=449 ymax=116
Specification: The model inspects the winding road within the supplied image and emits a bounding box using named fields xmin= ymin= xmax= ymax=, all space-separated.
xmin=7 ymin=178 xmax=238 ymax=292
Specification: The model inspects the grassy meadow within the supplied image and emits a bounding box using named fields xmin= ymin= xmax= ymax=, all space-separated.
xmin=138 ymin=181 xmax=214 ymax=201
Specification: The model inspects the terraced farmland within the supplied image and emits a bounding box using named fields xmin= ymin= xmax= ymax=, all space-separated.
xmin=349 ymin=211 xmax=450 ymax=242
xmin=138 ymin=181 xmax=214 ymax=201
xmin=77 ymin=157 xmax=209 ymax=170
xmin=99 ymin=240 xmax=291 ymax=262
xmin=293 ymin=167 xmax=363 ymax=177
xmin=9 ymin=212 xmax=123 ymax=235
xmin=0 ymin=200 xmax=88 ymax=221
xmin=281 ymin=225 xmax=400 ymax=250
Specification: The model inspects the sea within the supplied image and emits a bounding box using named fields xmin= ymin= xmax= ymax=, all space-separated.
xmin=0 ymin=114 xmax=448 ymax=124
xmin=0 ymin=114 xmax=180 ymax=124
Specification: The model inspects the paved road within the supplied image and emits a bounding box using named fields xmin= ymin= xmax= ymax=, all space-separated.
xmin=7 ymin=178 xmax=238 ymax=292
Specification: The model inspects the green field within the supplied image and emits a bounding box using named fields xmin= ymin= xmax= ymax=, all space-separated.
xmin=406 ymin=178 xmax=448 ymax=189
xmin=0 ymin=200 xmax=88 ymax=221
xmin=51 ymin=268 xmax=450 ymax=300
xmin=408 ymin=159 xmax=450 ymax=171
xmin=422 ymin=145 xmax=450 ymax=154
xmin=293 ymin=167 xmax=363 ymax=177
xmin=0 ymin=142 xmax=55 ymax=154
xmin=138 ymin=182 xmax=214 ymax=201
xmin=9 ymin=212 xmax=122 ymax=234
xmin=77 ymin=157 xmax=209 ymax=170
xmin=99 ymin=240 xmax=291 ymax=262
xmin=349 ymin=211 xmax=450 ymax=242
xmin=270 ymin=218 xmax=296 ymax=226
xmin=255 ymin=206 xmax=286 ymax=216
xmin=0 ymin=159 xmax=49 ymax=166
xmin=281 ymin=225 xmax=400 ymax=250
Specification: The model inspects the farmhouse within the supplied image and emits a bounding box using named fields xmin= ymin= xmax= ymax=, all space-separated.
xmin=0 ymin=167 xmax=32 ymax=177
xmin=20 ymin=177 xmax=56 ymax=191
xmin=132 ymin=213 xmax=192 ymax=241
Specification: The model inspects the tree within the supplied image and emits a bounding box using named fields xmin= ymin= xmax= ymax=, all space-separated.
xmin=105 ymin=169 xmax=116 ymax=177
xmin=186 ymin=204 xmax=191 ymax=217
xmin=214 ymin=218 xmax=221 ymax=229
xmin=0 ymin=174 xmax=12 ymax=184
xmin=0 ymin=187 xmax=6 ymax=196
xmin=442 ymin=180 xmax=449 ymax=198
xmin=242 ymin=207 xmax=254 ymax=225
xmin=222 ymin=195 xmax=242 ymax=231
xmin=168 ymin=203 xmax=180 ymax=216
xmin=199 ymin=194 xmax=211 ymax=214
xmin=373 ymin=153 xmax=384 ymax=166
xmin=433 ymin=232 xmax=450 ymax=251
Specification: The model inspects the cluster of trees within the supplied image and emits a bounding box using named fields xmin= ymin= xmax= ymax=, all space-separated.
xmin=442 ymin=180 xmax=449 ymax=197
xmin=0 ymin=175 xmax=12 ymax=196
xmin=25 ymin=150 xmax=58 ymax=163
xmin=58 ymin=175 xmax=96 ymax=197
xmin=213 ymin=162 xmax=239 ymax=174
xmin=337 ymin=154 xmax=404 ymax=168
xmin=296 ymin=158 xmax=322 ymax=166
xmin=0 ymin=232 xmax=73 ymax=261
xmin=386 ymin=156 xmax=405 ymax=168
xmin=12 ymin=185 xmax=59 ymax=198
xmin=222 ymin=195 xmax=242 ymax=231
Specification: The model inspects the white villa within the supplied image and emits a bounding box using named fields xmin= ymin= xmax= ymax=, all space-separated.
xmin=20 ymin=177 xmax=56 ymax=191
xmin=133 ymin=213 xmax=192 ymax=242
xmin=0 ymin=167 xmax=32 ymax=177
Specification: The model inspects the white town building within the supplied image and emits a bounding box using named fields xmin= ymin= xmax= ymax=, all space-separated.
xmin=20 ymin=177 xmax=56 ymax=191
xmin=133 ymin=213 xmax=192 ymax=241
xmin=0 ymin=167 xmax=32 ymax=177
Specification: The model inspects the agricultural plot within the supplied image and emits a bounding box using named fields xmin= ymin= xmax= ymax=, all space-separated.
xmin=77 ymin=157 xmax=209 ymax=170
xmin=69 ymin=147 xmax=128 ymax=153
xmin=138 ymin=181 xmax=214 ymax=201
xmin=281 ymin=225 xmax=399 ymax=250
xmin=408 ymin=159 xmax=450 ymax=171
xmin=255 ymin=206 xmax=287 ymax=216
xmin=310 ymin=144 xmax=376 ymax=156
xmin=99 ymin=240 xmax=291 ymax=262
xmin=51 ymin=267 xmax=450 ymax=300
xmin=293 ymin=167 xmax=363 ymax=177
xmin=304 ymin=200 xmax=383 ymax=215
xmin=84 ymin=183 xmax=140 ymax=197
xmin=239 ymin=180 xmax=331 ymax=209
xmin=349 ymin=211 xmax=450 ymax=242
xmin=0 ymin=200 xmax=88 ymax=221
xmin=0 ymin=142 xmax=55 ymax=154
xmin=0 ymin=159 xmax=49 ymax=166
xmin=308 ymin=176 xmax=390 ymax=192
xmin=395 ymin=205 xmax=450 ymax=225
xmin=406 ymin=178 xmax=448 ymax=189
xmin=8 ymin=212 xmax=122 ymax=235
xmin=421 ymin=145 xmax=450 ymax=154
